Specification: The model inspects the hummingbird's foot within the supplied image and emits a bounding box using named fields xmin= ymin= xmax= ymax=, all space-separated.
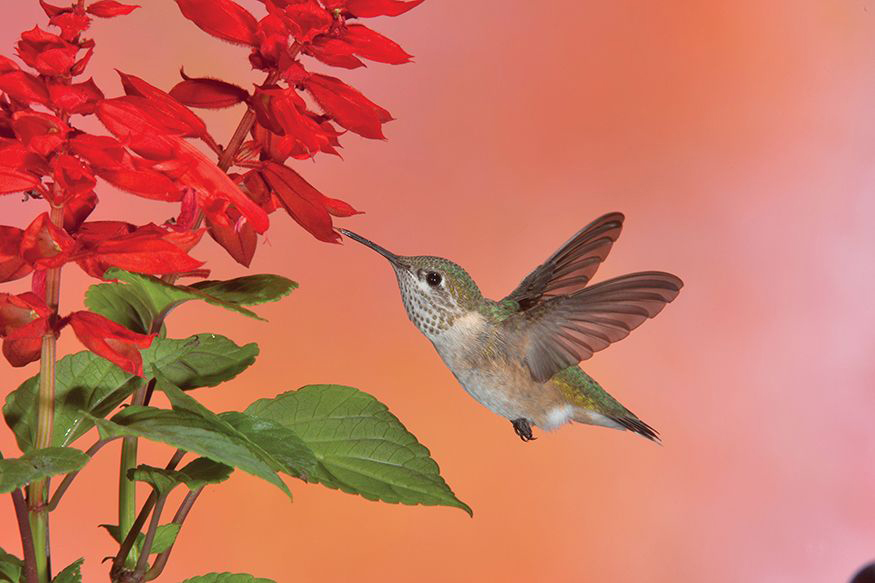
xmin=511 ymin=418 xmax=536 ymax=442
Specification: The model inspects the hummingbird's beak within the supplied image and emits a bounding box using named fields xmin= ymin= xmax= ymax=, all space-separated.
xmin=339 ymin=229 xmax=406 ymax=268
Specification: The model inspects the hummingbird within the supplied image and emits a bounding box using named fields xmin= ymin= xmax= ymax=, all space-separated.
xmin=339 ymin=213 xmax=682 ymax=443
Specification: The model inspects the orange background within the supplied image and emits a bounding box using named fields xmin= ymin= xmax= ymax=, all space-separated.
xmin=2 ymin=1 xmax=875 ymax=581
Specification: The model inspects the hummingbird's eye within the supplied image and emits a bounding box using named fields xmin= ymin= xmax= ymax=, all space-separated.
xmin=426 ymin=271 xmax=442 ymax=287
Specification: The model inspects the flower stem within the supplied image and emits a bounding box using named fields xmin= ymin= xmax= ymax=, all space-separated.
xmin=11 ymin=489 xmax=37 ymax=583
xmin=145 ymin=487 xmax=202 ymax=581
xmin=27 ymin=203 xmax=65 ymax=583
xmin=217 ymin=69 xmax=281 ymax=172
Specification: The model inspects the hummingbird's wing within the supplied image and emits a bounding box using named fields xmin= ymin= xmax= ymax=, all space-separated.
xmin=501 ymin=213 xmax=625 ymax=310
xmin=504 ymin=271 xmax=683 ymax=383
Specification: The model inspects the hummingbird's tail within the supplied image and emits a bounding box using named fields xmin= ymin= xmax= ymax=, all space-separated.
xmin=604 ymin=414 xmax=661 ymax=443
xmin=571 ymin=408 xmax=661 ymax=443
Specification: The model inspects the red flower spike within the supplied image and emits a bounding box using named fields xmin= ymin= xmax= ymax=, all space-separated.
xmin=342 ymin=24 xmax=413 ymax=64
xmin=63 ymin=191 xmax=98 ymax=233
xmin=305 ymin=73 xmax=392 ymax=139
xmin=52 ymin=154 xmax=96 ymax=202
xmin=0 ymin=168 xmax=40 ymax=195
xmin=50 ymin=10 xmax=92 ymax=41
xmin=47 ymin=78 xmax=104 ymax=114
xmin=12 ymin=111 xmax=70 ymax=158
xmin=284 ymin=0 xmax=333 ymax=43
xmin=204 ymin=199 xmax=257 ymax=267
xmin=0 ymin=292 xmax=52 ymax=367
xmin=40 ymin=0 xmax=66 ymax=17
xmin=0 ymin=71 xmax=50 ymax=105
xmin=20 ymin=212 xmax=78 ymax=269
xmin=16 ymin=26 xmax=80 ymax=75
xmin=169 ymin=76 xmax=249 ymax=109
xmin=68 ymin=310 xmax=154 ymax=375
xmin=261 ymin=162 xmax=342 ymax=243
xmin=69 ymin=133 xmax=127 ymax=168
xmin=0 ymin=227 xmax=33 ymax=283
xmin=117 ymin=71 xmax=208 ymax=138
xmin=326 ymin=0 xmax=424 ymax=18
xmin=175 ymin=0 xmax=258 ymax=46
xmin=87 ymin=1 xmax=140 ymax=17
xmin=75 ymin=223 xmax=205 ymax=278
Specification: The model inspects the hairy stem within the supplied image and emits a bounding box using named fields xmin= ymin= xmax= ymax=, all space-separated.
xmin=11 ymin=489 xmax=37 ymax=583
xmin=217 ymin=69 xmax=281 ymax=172
xmin=145 ymin=487 xmax=202 ymax=581
xmin=131 ymin=494 xmax=167 ymax=580
xmin=48 ymin=438 xmax=113 ymax=511
xmin=118 ymin=382 xmax=148 ymax=569
xmin=27 ymin=203 xmax=65 ymax=583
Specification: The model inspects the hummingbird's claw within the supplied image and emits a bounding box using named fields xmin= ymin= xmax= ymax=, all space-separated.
xmin=511 ymin=418 xmax=536 ymax=442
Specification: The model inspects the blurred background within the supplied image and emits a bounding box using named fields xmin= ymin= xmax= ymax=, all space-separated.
xmin=2 ymin=1 xmax=875 ymax=581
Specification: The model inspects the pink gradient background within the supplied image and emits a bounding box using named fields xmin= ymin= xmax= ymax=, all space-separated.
xmin=3 ymin=1 xmax=875 ymax=581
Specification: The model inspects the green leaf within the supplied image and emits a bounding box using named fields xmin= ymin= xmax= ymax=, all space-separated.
xmin=219 ymin=412 xmax=317 ymax=480
xmin=180 ymin=574 xmax=276 ymax=583
xmin=86 ymin=268 xmax=264 ymax=335
xmin=0 ymin=447 xmax=89 ymax=493
xmin=3 ymin=351 xmax=138 ymax=451
xmin=142 ymin=335 xmax=259 ymax=390
xmin=178 ymin=457 xmax=233 ymax=490
xmin=89 ymin=406 xmax=290 ymax=498
xmin=52 ymin=558 xmax=83 ymax=583
xmin=100 ymin=523 xmax=180 ymax=555
xmin=245 ymin=385 xmax=472 ymax=515
xmin=0 ymin=547 xmax=23 ymax=583
xmin=190 ymin=275 xmax=297 ymax=306
xmin=128 ymin=465 xmax=188 ymax=497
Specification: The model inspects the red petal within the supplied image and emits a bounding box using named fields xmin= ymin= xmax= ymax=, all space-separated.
xmin=306 ymin=37 xmax=366 ymax=69
xmin=49 ymin=10 xmax=92 ymax=41
xmin=204 ymin=199 xmax=257 ymax=266
xmin=40 ymin=0 xmax=66 ymax=17
xmin=77 ymin=224 xmax=204 ymax=277
xmin=261 ymin=162 xmax=339 ymax=243
xmin=305 ymin=73 xmax=391 ymax=139
xmin=117 ymin=71 xmax=207 ymax=138
xmin=174 ymin=0 xmax=258 ymax=46
xmin=87 ymin=1 xmax=140 ymax=16
xmin=169 ymin=76 xmax=249 ymax=109
xmin=96 ymin=97 xmax=185 ymax=160
xmin=69 ymin=133 xmax=127 ymax=168
xmin=0 ymin=71 xmax=50 ymax=105
xmin=0 ymin=56 xmax=19 ymax=73
xmin=17 ymin=26 xmax=79 ymax=75
xmin=47 ymin=77 xmax=104 ymax=114
xmin=71 ymin=46 xmax=93 ymax=76
xmin=343 ymin=24 xmax=412 ymax=64
xmin=0 ymin=292 xmax=50 ymax=336
xmin=0 ymin=168 xmax=40 ymax=195
xmin=1 ymin=296 xmax=51 ymax=366
xmin=323 ymin=195 xmax=362 ymax=217
xmin=327 ymin=0 xmax=424 ymax=18
xmin=94 ymin=165 xmax=180 ymax=201
xmin=20 ymin=212 xmax=77 ymax=268
xmin=12 ymin=111 xmax=70 ymax=157
xmin=68 ymin=310 xmax=154 ymax=375
xmin=0 ymin=227 xmax=33 ymax=283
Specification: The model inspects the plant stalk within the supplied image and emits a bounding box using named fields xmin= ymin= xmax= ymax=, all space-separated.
xmin=145 ymin=487 xmax=202 ymax=581
xmin=11 ymin=489 xmax=38 ymax=583
xmin=27 ymin=203 xmax=65 ymax=583
xmin=132 ymin=495 xmax=167 ymax=580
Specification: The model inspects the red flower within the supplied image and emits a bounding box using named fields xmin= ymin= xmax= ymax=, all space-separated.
xmin=284 ymin=0 xmax=333 ymax=44
xmin=203 ymin=198 xmax=257 ymax=267
xmin=307 ymin=24 xmax=412 ymax=68
xmin=117 ymin=71 xmax=208 ymax=139
xmin=63 ymin=191 xmax=98 ymax=233
xmin=51 ymin=153 xmax=96 ymax=203
xmin=49 ymin=8 xmax=91 ymax=41
xmin=47 ymin=77 xmax=104 ymax=114
xmin=74 ymin=221 xmax=205 ymax=277
xmin=305 ymin=73 xmax=392 ymax=139
xmin=0 ymin=70 xmax=50 ymax=105
xmin=174 ymin=0 xmax=258 ymax=46
xmin=260 ymin=162 xmax=361 ymax=243
xmin=13 ymin=111 xmax=70 ymax=158
xmin=68 ymin=310 xmax=154 ymax=375
xmin=16 ymin=26 xmax=80 ymax=75
xmin=0 ymin=292 xmax=53 ymax=367
xmin=87 ymin=1 xmax=140 ymax=17
xmin=0 ymin=226 xmax=33 ymax=283
xmin=169 ymin=75 xmax=249 ymax=109
xmin=19 ymin=212 xmax=78 ymax=269
xmin=0 ymin=168 xmax=40 ymax=195
xmin=252 ymin=86 xmax=341 ymax=160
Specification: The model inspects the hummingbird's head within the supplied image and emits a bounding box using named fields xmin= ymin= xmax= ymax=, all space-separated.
xmin=340 ymin=229 xmax=483 ymax=340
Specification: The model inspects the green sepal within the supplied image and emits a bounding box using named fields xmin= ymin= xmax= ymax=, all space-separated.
xmin=189 ymin=275 xmax=297 ymax=306
xmin=141 ymin=334 xmax=259 ymax=390
xmin=3 ymin=351 xmax=138 ymax=451
xmin=0 ymin=447 xmax=89 ymax=493
xmin=245 ymin=385 xmax=472 ymax=515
